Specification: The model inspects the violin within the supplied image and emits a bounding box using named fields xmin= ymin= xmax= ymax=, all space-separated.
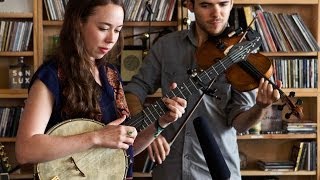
xmin=195 ymin=28 xmax=304 ymax=120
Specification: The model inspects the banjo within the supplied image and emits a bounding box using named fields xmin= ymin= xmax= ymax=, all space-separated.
xmin=36 ymin=38 xmax=261 ymax=180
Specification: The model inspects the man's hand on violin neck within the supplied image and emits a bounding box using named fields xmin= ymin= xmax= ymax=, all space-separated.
xmin=256 ymin=78 xmax=281 ymax=108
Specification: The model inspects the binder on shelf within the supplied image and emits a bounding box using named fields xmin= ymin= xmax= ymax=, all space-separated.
xmin=291 ymin=142 xmax=305 ymax=171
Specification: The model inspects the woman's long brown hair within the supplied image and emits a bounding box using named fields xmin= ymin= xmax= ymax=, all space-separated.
xmin=56 ymin=0 xmax=124 ymax=120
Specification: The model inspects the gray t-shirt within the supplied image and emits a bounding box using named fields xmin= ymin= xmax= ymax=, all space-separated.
xmin=125 ymin=23 xmax=256 ymax=180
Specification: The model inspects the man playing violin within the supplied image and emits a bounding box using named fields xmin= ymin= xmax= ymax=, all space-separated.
xmin=125 ymin=0 xmax=281 ymax=179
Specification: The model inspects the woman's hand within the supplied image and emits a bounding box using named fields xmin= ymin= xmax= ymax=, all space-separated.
xmin=92 ymin=115 xmax=137 ymax=150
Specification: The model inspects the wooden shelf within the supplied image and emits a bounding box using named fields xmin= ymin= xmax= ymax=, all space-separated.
xmin=0 ymin=137 xmax=16 ymax=142
xmin=238 ymin=133 xmax=317 ymax=140
xmin=282 ymin=88 xmax=318 ymax=97
xmin=0 ymin=12 xmax=33 ymax=18
xmin=10 ymin=173 xmax=34 ymax=179
xmin=0 ymin=51 xmax=34 ymax=57
xmin=43 ymin=20 xmax=178 ymax=27
xmin=234 ymin=0 xmax=319 ymax=5
xmin=135 ymin=170 xmax=317 ymax=177
xmin=42 ymin=20 xmax=63 ymax=26
xmin=124 ymin=21 xmax=178 ymax=27
xmin=241 ymin=170 xmax=317 ymax=176
xmin=0 ymin=89 xmax=28 ymax=98
xmin=261 ymin=52 xmax=319 ymax=57
xmin=133 ymin=172 xmax=152 ymax=178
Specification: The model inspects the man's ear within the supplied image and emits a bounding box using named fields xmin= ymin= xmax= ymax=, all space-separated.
xmin=186 ymin=0 xmax=194 ymax=12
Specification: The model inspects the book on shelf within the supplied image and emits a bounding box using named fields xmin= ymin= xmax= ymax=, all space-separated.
xmin=272 ymin=58 xmax=317 ymax=88
xmin=123 ymin=0 xmax=176 ymax=22
xmin=0 ymin=107 xmax=23 ymax=137
xmin=290 ymin=141 xmax=317 ymax=171
xmin=255 ymin=8 xmax=277 ymax=52
xmin=3 ymin=21 xmax=13 ymax=52
xmin=0 ymin=21 xmax=5 ymax=50
xmin=263 ymin=12 xmax=282 ymax=52
xmin=230 ymin=5 xmax=320 ymax=52
xmin=8 ymin=21 xmax=18 ymax=51
xmin=0 ymin=20 xmax=33 ymax=52
xmin=291 ymin=13 xmax=320 ymax=51
xmin=243 ymin=6 xmax=255 ymax=30
xmin=283 ymin=120 xmax=317 ymax=134
xmin=290 ymin=142 xmax=305 ymax=171
xmin=1 ymin=22 xmax=9 ymax=51
xmin=253 ymin=12 xmax=269 ymax=52
xmin=260 ymin=105 xmax=282 ymax=134
xmin=277 ymin=13 xmax=299 ymax=52
xmin=256 ymin=160 xmax=294 ymax=171
xmin=43 ymin=0 xmax=68 ymax=21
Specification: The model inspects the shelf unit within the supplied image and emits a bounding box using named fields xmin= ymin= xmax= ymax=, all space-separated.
xmin=233 ymin=0 xmax=319 ymax=179
xmin=0 ymin=0 xmax=319 ymax=179
xmin=0 ymin=0 xmax=37 ymax=178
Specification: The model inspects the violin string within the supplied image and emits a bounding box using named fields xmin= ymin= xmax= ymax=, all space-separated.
xmin=203 ymin=41 xmax=255 ymax=82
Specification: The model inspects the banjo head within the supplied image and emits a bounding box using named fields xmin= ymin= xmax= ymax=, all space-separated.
xmin=36 ymin=118 xmax=128 ymax=180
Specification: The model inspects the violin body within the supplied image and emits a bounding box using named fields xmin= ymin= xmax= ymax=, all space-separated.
xmin=195 ymin=31 xmax=303 ymax=120
xmin=196 ymin=35 xmax=273 ymax=92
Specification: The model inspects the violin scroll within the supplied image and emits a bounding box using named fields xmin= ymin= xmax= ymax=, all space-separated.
xmin=278 ymin=91 xmax=304 ymax=120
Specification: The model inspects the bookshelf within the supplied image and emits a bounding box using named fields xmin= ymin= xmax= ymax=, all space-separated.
xmin=232 ymin=0 xmax=319 ymax=180
xmin=0 ymin=0 xmax=37 ymax=179
xmin=0 ymin=7 xmax=38 ymax=92
xmin=0 ymin=0 xmax=319 ymax=180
